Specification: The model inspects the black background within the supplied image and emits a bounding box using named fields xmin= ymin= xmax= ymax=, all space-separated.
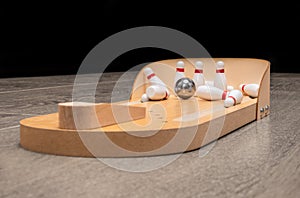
xmin=0 ymin=1 xmax=299 ymax=77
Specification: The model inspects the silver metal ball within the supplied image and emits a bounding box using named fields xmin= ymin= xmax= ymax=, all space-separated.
xmin=174 ymin=77 xmax=196 ymax=100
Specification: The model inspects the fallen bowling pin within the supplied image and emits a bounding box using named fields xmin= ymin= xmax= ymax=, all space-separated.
xmin=141 ymin=93 xmax=149 ymax=102
xmin=205 ymin=80 xmax=233 ymax=91
xmin=144 ymin=67 xmax=167 ymax=87
xmin=224 ymin=90 xmax=243 ymax=108
xmin=146 ymin=85 xmax=169 ymax=101
xmin=239 ymin=83 xmax=259 ymax=97
xmin=195 ymin=85 xmax=228 ymax=101
xmin=227 ymin=85 xmax=234 ymax=91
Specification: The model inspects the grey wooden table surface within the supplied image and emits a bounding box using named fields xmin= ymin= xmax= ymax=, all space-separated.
xmin=0 ymin=73 xmax=299 ymax=198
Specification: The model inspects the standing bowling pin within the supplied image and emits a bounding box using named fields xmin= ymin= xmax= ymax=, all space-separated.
xmin=174 ymin=61 xmax=185 ymax=89
xmin=195 ymin=85 xmax=229 ymax=101
xmin=214 ymin=61 xmax=227 ymax=91
xmin=239 ymin=83 xmax=259 ymax=98
xmin=193 ymin=61 xmax=205 ymax=88
xmin=146 ymin=85 xmax=169 ymax=100
xmin=224 ymin=90 xmax=243 ymax=107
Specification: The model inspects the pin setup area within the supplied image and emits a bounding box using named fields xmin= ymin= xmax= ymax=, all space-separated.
xmin=20 ymin=58 xmax=270 ymax=157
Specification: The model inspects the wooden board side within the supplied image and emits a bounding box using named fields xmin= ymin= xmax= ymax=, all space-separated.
xmin=256 ymin=62 xmax=270 ymax=119
xmin=58 ymin=103 xmax=146 ymax=130
xmin=20 ymin=102 xmax=256 ymax=157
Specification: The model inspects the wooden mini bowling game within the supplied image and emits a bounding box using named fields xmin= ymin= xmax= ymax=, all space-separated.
xmin=20 ymin=58 xmax=270 ymax=157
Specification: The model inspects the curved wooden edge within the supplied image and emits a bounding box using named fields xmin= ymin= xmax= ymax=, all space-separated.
xmin=256 ymin=61 xmax=270 ymax=119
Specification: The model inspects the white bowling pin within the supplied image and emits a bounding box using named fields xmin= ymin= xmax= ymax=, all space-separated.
xmin=205 ymin=80 xmax=214 ymax=87
xmin=227 ymin=85 xmax=234 ymax=91
xmin=174 ymin=61 xmax=185 ymax=88
xmin=143 ymin=67 xmax=167 ymax=87
xmin=146 ymin=85 xmax=169 ymax=100
xmin=239 ymin=83 xmax=259 ymax=98
xmin=193 ymin=61 xmax=205 ymax=88
xmin=205 ymin=81 xmax=233 ymax=91
xmin=224 ymin=90 xmax=243 ymax=107
xmin=141 ymin=93 xmax=149 ymax=102
xmin=213 ymin=61 xmax=227 ymax=91
xmin=195 ymin=85 xmax=229 ymax=101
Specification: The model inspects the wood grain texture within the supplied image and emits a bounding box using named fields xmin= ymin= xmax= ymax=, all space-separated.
xmin=0 ymin=72 xmax=299 ymax=198
xmin=20 ymin=97 xmax=257 ymax=157
xmin=58 ymin=102 xmax=146 ymax=130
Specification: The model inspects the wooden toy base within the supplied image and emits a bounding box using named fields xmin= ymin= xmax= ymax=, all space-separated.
xmin=20 ymin=96 xmax=257 ymax=157
xmin=20 ymin=58 xmax=270 ymax=157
